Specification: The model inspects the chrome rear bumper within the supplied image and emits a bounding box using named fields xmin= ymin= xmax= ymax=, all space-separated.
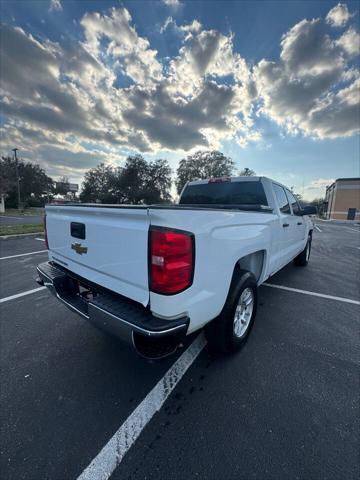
xmin=36 ymin=262 xmax=189 ymax=357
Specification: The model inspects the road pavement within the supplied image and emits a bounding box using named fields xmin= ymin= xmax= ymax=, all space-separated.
xmin=0 ymin=215 xmax=43 ymax=225
xmin=0 ymin=222 xmax=359 ymax=480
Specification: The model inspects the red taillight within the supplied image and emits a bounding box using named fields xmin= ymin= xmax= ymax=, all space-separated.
xmin=44 ymin=214 xmax=49 ymax=249
xmin=149 ymin=227 xmax=194 ymax=295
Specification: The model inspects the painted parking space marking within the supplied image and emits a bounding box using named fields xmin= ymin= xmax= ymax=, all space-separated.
xmin=314 ymin=225 xmax=322 ymax=232
xmin=0 ymin=250 xmax=47 ymax=261
xmin=263 ymin=283 xmax=360 ymax=306
xmin=77 ymin=333 xmax=207 ymax=480
xmin=0 ymin=287 xmax=46 ymax=304
xmin=35 ymin=238 xmax=45 ymax=242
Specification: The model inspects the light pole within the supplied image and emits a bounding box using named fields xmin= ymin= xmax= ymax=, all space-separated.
xmin=12 ymin=148 xmax=21 ymax=211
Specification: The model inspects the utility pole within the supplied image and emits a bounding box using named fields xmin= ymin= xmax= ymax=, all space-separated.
xmin=12 ymin=148 xmax=21 ymax=211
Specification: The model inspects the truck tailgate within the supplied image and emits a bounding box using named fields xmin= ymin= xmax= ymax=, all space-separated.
xmin=46 ymin=205 xmax=150 ymax=306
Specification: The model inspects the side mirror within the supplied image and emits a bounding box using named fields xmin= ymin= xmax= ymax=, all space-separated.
xmin=301 ymin=205 xmax=317 ymax=216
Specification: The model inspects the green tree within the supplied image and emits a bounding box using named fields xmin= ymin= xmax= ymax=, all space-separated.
xmin=116 ymin=155 xmax=149 ymax=204
xmin=144 ymin=159 xmax=172 ymax=204
xmin=80 ymin=163 xmax=117 ymax=203
xmin=116 ymin=155 xmax=172 ymax=204
xmin=0 ymin=157 xmax=15 ymax=196
xmin=0 ymin=156 xmax=53 ymax=207
xmin=239 ymin=167 xmax=256 ymax=176
xmin=80 ymin=156 xmax=172 ymax=204
xmin=309 ymin=197 xmax=324 ymax=206
xmin=176 ymin=150 xmax=234 ymax=194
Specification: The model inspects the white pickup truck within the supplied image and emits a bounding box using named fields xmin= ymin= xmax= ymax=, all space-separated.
xmin=37 ymin=176 xmax=315 ymax=358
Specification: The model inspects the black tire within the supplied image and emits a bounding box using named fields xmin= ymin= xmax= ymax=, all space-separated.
xmin=294 ymin=234 xmax=312 ymax=267
xmin=205 ymin=269 xmax=258 ymax=354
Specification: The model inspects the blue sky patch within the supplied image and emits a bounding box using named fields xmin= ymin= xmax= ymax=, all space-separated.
xmin=1 ymin=0 xmax=359 ymax=199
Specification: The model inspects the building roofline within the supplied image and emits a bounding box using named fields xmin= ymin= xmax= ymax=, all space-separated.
xmin=326 ymin=177 xmax=360 ymax=190
xmin=336 ymin=177 xmax=360 ymax=182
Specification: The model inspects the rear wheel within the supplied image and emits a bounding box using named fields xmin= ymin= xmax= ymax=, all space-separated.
xmin=294 ymin=234 xmax=312 ymax=267
xmin=205 ymin=269 xmax=257 ymax=354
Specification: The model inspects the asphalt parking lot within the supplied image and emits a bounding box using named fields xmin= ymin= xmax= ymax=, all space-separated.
xmin=1 ymin=221 xmax=359 ymax=480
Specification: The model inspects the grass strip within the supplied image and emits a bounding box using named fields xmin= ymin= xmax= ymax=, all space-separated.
xmin=0 ymin=224 xmax=43 ymax=236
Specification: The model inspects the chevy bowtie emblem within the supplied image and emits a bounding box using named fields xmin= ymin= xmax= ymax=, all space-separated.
xmin=71 ymin=243 xmax=88 ymax=255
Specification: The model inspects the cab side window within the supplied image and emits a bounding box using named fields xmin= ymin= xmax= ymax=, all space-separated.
xmin=286 ymin=190 xmax=301 ymax=215
xmin=273 ymin=184 xmax=290 ymax=214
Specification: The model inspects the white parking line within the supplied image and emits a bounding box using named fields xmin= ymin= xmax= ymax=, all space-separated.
xmin=77 ymin=333 xmax=207 ymax=480
xmin=263 ymin=283 xmax=360 ymax=305
xmin=35 ymin=238 xmax=45 ymax=242
xmin=314 ymin=225 xmax=322 ymax=232
xmin=0 ymin=250 xmax=47 ymax=260
xmin=0 ymin=286 xmax=46 ymax=304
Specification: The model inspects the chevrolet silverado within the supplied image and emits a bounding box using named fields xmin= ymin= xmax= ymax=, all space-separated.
xmin=37 ymin=176 xmax=315 ymax=358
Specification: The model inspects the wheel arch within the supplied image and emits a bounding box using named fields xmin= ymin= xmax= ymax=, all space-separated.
xmin=233 ymin=249 xmax=267 ymax=284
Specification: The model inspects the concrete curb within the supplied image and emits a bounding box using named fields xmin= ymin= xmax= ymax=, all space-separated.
xmin=0 ymin=232 xmax=43 ymax=240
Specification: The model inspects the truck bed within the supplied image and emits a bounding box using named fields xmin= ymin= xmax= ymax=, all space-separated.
xmin=45 ymin=203 xmax=276 ymax=309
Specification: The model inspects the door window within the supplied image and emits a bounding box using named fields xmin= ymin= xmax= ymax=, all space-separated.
xmin=286 ymin=190 xmax=301 ymax=215
xmin=273 ymin=184 xmax=290 ymax=214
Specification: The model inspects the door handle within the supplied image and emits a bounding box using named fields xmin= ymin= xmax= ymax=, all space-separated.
xmin=283 ymin=223 xmax=290 ymax=228
xmin=297 ymin=222 xmax=303 ymax=225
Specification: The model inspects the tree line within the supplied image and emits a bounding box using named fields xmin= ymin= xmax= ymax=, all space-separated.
xmin=0 ymin=150 xmax=257 ymax=207
xmin=0 ymin=156 xmax=53 ymax=208
xmin=80 ymin=155 xmax=173 ymax=204
xmin=80 ymin=151 xmax=255 ymax=204
xmin=0 ymin=156 xmax=77 ymax=208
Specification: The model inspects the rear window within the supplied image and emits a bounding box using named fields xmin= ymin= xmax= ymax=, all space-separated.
xmin=179 ymin=181 xmax=268 ymax=206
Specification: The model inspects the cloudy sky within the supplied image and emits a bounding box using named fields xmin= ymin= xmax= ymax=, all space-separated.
xmin=1 ymin=0 xmax=359 ymax=199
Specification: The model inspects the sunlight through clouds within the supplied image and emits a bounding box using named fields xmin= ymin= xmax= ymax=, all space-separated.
xmin=0 ymin=1 xmax=359 ymax=185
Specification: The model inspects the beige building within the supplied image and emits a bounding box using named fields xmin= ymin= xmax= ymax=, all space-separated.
xmin=324 ymin=178 xmax=360 ymax=221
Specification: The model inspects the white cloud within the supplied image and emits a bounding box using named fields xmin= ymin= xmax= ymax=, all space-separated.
xmin=162 ymin=0 xmax=182 ymax=8
xmin=0 ymin=10 xmax=258 ymax=179
xmin=326 ymin=3 xmax=354 ymax=27
xmin=336 ymin=27 xmax=360 ymax=56
xmin=160 ymin=16 xmax=202 ymax=35
xmin=305 ymin=178 xmax=335 ymax=190
xmin=255 ymin=13 xmax=360 ymax=139
xmin=180 ymin=19 xmax=202 ymax=34
xmin=303 ymin=178 xmax=335 ymax=199
xmin=280 ymin=18 xmax=343 ymax=75
xmin=49 ymin=0 xmax=62 ymax=12
xmin=1 ymin=4 xmax=359 ymax=181
xmin=80 ymin=7 xmax=163 ymax=85
xmin=160 ymin=16 xmax=174 ymax=34
xmin=168 ymin=29 xmax=250 ymax=97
